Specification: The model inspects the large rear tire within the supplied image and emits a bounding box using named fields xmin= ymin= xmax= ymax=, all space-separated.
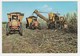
xmin=6 ymin=23 xmax=10 ymax=36
xmin=38 ymin=23 xmax=41 ymax=30
xmin=26 ymin=24 xmax=29 ymax=28
xmin=48 ymin=22 xmax=55 ymax=29
xmin=26 ymin=20 xmax=29 ymax=28
xmin=55 ymin=21 xmax=61 ymax=30
xmin=19 ymin=23 xmax=23 ymax=36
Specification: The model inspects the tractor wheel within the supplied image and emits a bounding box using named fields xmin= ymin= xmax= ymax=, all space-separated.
xmin=29 ymin=23 xmax=32 ymax=29
xmin=38 ymin=23 xmax=41 ymax=30
xmin=31 ymin=26 xmax=35 ymax=30
xmin=6 ymin=23 xmax=10 ymax=36
xmin=26 ymin=20 xmax=29 ymax=28
xmin=55 ymin=21 xmax=61 ymax=30
xmin=19 ymin=23 xmax=23 ymax=36
xmin=26 ymin=24 xmax=29 ymax=28
xmin=48 ymin=22 xmax=55 ymax=29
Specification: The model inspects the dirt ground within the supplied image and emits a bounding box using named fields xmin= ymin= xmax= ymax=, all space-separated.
xmin=2 ymin=23 xmax=77 ymax=53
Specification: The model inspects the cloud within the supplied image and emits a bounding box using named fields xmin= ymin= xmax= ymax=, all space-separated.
xmin=43 ymin=4 xmax=49 ymax=8
xmin=42 ymin=4 xmax=53 ymax=12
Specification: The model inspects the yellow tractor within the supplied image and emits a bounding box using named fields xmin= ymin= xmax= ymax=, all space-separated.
xmin=26 ymin=16 xmax=41 ymax=30
xmin=6 ymin=12 xmax=24 ymax=36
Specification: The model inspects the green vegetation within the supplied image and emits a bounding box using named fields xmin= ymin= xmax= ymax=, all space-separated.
xmin=64 ymin=12 xmax=77 ymax=33
xmin=2 ymin=22 xmax=7 ymax=24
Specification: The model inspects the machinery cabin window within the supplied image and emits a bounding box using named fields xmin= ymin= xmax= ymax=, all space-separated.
xmin=12 ymin=15 xmax=18 ymax=20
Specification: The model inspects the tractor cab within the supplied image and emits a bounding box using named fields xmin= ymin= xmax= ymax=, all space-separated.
xmin=12 ymin=15 xmax=18 ymax=20
xmin=7 ymin=12 xmax=24 ymax=22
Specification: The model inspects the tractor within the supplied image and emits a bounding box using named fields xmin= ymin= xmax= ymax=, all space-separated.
xmin=26 ymin=16 xmax=41 ymax=30
xmin=6 ymin=12 xmax=24 ymax=36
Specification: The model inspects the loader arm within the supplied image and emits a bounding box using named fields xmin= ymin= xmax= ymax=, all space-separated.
xmin=33 ymin=10 xmax=49 ymax=22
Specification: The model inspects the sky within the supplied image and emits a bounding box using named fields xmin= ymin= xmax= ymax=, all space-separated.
xmin=2 ymin=1 xmax=77 ymax=22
